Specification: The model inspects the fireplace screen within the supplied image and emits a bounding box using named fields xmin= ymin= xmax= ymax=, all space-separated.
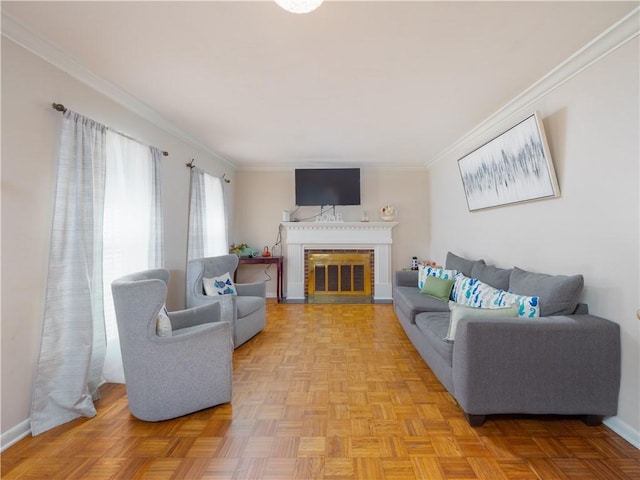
xmin=307 ymin=252 xmax=372 ymax=297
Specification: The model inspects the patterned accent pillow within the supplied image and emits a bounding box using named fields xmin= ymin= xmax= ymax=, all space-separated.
xmin=451 ymin=274 xmax=539 ymax=318
xmin=450 ymin=273 xmax=472 ymax=303
xmin=203 ymin=272 xmax=237 ymax=296
xmin=156 ymin=305 xmax=172 ymax=337
xmin=500 ymin=291 xmax=540 ymax=318
xmin=417 ymin=265 xmax=458 ymax=290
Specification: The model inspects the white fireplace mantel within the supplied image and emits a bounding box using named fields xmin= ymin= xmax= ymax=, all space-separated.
xmin=281 ymin=221 xmax=398 ymax=300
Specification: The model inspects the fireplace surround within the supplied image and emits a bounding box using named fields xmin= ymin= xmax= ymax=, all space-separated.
xmin=281 ymin=221 xmax=398 ymax=301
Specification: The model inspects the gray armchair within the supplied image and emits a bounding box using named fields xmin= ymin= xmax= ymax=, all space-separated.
xmin=186 ymin=255 xmax=266 ymax=348
xmin=111 ymin=268 xmax=232 ymax=422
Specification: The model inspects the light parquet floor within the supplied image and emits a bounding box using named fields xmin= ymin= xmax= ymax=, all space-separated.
xmin=2 ymin=301 xmax=638 ymax=479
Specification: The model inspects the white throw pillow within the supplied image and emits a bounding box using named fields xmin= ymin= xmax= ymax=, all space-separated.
xmin=203 ymin=272 xmax=237 ymax=296
xmin=417 ymin=265 xmax=458 ymax=289
xmin=445 ymin=301 xmax=519 ymax=342
xmin=156 ymin=305 xmax=172 ymax=337
xmin=451 ymin=274 xmax=540 ymax=318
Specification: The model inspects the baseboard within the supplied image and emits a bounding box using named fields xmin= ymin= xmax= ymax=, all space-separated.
xmin=1 ymin=418 xmax=31 ymax=453
xmin=604 ymin=416 xmax=640 ymax=449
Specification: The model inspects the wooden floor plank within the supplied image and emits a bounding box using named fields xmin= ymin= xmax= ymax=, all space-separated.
xmin=2 ymin=301 xmax=637 ymax=479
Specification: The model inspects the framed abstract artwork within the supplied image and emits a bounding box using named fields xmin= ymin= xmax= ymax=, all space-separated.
xmin=458 ymin=112 xmax=560 ymax=211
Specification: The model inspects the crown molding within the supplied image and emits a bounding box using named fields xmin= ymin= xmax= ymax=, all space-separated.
xmin=427 ymin=7 xmax=640 ymax=168
xmin=237 ymin=163 xmax=428 ymax=172
xmin=1 ymin=12 xmax=237 ymax=169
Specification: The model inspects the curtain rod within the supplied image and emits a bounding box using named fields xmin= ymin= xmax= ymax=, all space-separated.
xmin=186 ymin=159 xmax=231 ymax=183
xmin=52 ymin=103 xmax=169 ymax=157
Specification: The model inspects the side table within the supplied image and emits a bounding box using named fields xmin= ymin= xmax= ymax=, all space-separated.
xmin=235 ymin=256 xmax=284 ymax=303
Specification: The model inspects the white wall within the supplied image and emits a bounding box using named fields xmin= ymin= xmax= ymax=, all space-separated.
xmin=232 ymin=169 xmax=430 ymax=293
xmin=1 ymin=40 xmax=236 ymax=444
xmin=428 ymin=38 xmax=639 ymax=444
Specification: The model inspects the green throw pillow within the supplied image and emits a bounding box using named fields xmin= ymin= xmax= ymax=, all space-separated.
xmin=420 ymin=276 xmax=454 ymax=301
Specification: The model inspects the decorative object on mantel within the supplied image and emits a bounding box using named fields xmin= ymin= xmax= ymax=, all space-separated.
xmin=316 ymin=212 xmax=344 ymax=223
xmin=380 ymin=205 xmax=397 ymax=222
xmin=361 ymin=211 xmax=369 ymax=222
xmin=274 ymin=0 xmax=323 ymax=14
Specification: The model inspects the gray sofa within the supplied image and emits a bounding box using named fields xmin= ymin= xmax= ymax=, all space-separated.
xmin=393 ymin=252 xmax=621 ymax=426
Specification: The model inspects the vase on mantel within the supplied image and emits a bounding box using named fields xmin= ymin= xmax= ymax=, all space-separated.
xmin=380 ymin=205 xmax=397 ymax=222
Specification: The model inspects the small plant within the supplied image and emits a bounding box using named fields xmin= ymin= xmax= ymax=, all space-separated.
xmin=229 ymin=242 xmax=248 ymax=255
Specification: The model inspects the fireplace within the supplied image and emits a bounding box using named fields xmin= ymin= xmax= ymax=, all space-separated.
xmin=306 ymin=250 xmax=374 ymax=298
xmin=281 ymin=221 xmax=397 ymax=301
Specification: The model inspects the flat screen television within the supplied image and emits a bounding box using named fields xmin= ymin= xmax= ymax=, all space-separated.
xmin=295 ymin=168 xmax=361 ymax=206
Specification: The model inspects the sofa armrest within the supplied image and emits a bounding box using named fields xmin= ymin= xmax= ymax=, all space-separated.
xmin=394 ymin=270 xmax=419 ymax=288
xmin=168 ymin=302 xmax=221 ymax=331
xmin=452 ymin=314 xmax=620 ymax=417
xmin=236 ymin=281 xmax=267 ymax=298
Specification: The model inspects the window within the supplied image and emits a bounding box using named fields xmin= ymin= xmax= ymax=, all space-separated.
xmin=102 ymin=131 xmax=163 ymax=382
xmin=188 ymin=167 xmax=227 ymax=259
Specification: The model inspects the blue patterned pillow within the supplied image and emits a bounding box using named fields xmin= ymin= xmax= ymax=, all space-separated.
xmin=417 ymin=265 xmax=458 ymax=289
xmin=451 ymin=273 xmax=473 ymax=303
xmin=203 ymin=272 xmax=237 ymax=296
xmin=499 ymin=290 xmax=539 ymax=318
xmin=451 ymin=274 xmax=539 ymax=318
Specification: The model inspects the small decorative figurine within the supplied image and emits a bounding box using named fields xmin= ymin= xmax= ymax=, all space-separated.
xmin=380 ymin=205 xmax=397 ymax=221
xmin=262 ymin=246 xmax=271 ymax=257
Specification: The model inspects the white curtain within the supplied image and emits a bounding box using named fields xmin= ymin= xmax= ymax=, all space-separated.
xmin=187 ymin=167 xmax=227 ymax=260
xmin=101 ymin=131 xmax=164 ymax=383
xmin=31 ymin=111 xmax=164 ymax=435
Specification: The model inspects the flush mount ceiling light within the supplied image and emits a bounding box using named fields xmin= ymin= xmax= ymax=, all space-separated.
xmin=274 ymin=0 xmax=324 ymax=14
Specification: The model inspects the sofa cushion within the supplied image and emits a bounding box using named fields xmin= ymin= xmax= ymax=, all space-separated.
xmin=445 ymin=252 xmax=484 ymax=277
xmin=394 ymin=285 xmax=449 ymax=324
xmin=445 ymin=301 xmax=520 ymax=341
xmin=420 ymin=276 xmax=455 ymax=302
xmin=415 ymin=312 xmax=454 ymax=366
xmin=236 ymin=296 xmax=265 ymax=317
xmin=509 ymin=267 xmax=584 ymax=316
xmin=471 ymin=263 xmax=512 ymax=291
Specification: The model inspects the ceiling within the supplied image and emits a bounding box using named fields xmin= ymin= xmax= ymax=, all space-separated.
xmin=2 ymin=1 xmax=636 ymax=170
